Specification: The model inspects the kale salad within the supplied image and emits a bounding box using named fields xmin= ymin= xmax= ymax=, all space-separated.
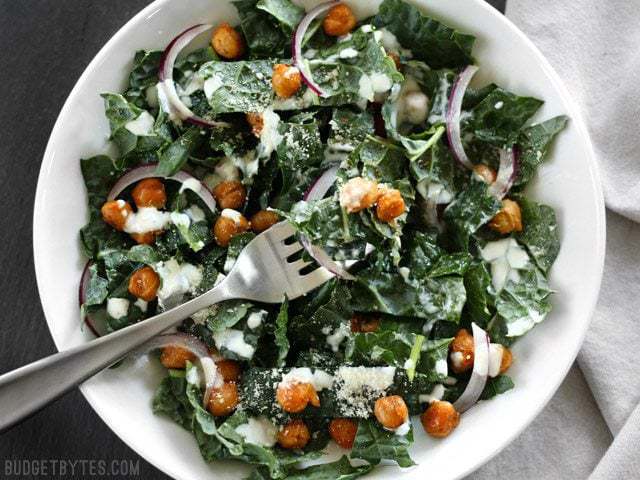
xmin=79 ymin=0 xmax=567 ymax=477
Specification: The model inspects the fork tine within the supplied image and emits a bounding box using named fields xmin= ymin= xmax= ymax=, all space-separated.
xmin=288 ymin=258 xmax=313 ymax=272
xmin=300 ymin=267 xmax=335 ymax=291
xmin=280 ymin=241 xmax=304 ymax=257
xmin=267 ymin=221 xmax=297 ymax=242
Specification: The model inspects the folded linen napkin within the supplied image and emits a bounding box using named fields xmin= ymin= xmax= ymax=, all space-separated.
xmin=471 ymin=1 xmax=640 ymax=478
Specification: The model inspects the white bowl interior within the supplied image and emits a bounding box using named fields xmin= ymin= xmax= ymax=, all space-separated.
xmin=33 ymin=0 xmax=605 ymax=479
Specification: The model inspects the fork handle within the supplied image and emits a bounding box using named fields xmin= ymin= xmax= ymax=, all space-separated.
xmin=0 ymin=281 xmax=233 ymax=432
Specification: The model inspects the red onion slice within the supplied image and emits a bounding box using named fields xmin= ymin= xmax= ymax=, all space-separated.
xmin=79 ymin=261 xmax=106 ymax=337
xmin=292 ymin=1 xmax=338 ymax=97
xmin=299 ymin=167 xmax=356 ymax=280
xmin=453 ymin=322 xmax=490 ymax=413
xmin=159 ymin=24 xmax=229 ymax=128
xmin=136 ymin=332 xmax=223 ymax=406
xmin=446 ymin=65 xmax=479 ymax=170
xmin=107 ymin=163 xmax=217 ymax=213
xmin=300 ymin=237 xmax=356 ymax=280
xmin=488 ymin=147 xmax=519 ymax=199
xmin=304 ymin=165 xmax=339 ymax=201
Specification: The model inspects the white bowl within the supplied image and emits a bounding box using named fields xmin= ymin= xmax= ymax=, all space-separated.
xmin=33 ymin=0 xmax=605 ymax=478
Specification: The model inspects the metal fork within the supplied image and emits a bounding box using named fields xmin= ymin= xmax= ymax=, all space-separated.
xmin=0 ymin=222 xmax=333 ymax=432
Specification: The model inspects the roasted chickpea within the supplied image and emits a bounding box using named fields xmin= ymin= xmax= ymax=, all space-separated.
xmin=216 ymin=359 xmax=241 ymax=382
xmin=449 ymin=328 xmax=474 ymax=374
xmin=213 ymin=180 xmax=246 ymax=210
xmin=374 ymin=395 xmax=409 ymax=429
xmin=160 ymin=346 xmax=196 ymax=369
xmin=128 ymin=266 xmax=160 ymax=301
xmin=421 ymin=401 xmax=460 ymax=438
xmin=473 ymin=164 xmax=497 ymax=184
xmin=251 ymin=210 xmax=280 ymax=233
xmin=489 ymin=199 xmax=523 ymax=234
xmin=322 ymin=4 xmax=356 ymax=36
xmin=130 ymin=231 xmax=158 ymax=245
xmin=211 ymin=22 xmax=245 ymax=60
xmin=350 ymin=314 xmax=380 ymax=333
xmin=207 ymin=382 xmax=239 ymax=417
xmin=499 ymin=345 xmax=513 ymax=374
xmin=246 ymin=112 xmax=263 ymax=137
xmin=101 ymin=200 xmax=133 ymax=231
xmin=376 ymin=188 xmax=405 ymax=223
xmin=277 ymin=420 xmax=310 ymax=449
xmin=213 ymin=212 xmax=250 ymax=247
xmin=329 ymin=418 xmax=358 ymax=449
xmin=388 ymin=52 xmax=401 ymax=70
xmin=339 ymin=177 xmax=379 ymax=213
xmin=131 ymin=178 xmax=166 ymax=209
xmin=276 ymin=382 xmax=320 ymax=413
xmin=272 ymin=64 xmax=302 ymax=99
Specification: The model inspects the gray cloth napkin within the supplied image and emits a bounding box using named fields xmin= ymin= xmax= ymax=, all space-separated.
xmin=470 ymin=1 xmax=640 ymax=478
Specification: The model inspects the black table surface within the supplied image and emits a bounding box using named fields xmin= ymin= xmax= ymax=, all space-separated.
xmin=0 ymin=1 xmax=505 ymax=478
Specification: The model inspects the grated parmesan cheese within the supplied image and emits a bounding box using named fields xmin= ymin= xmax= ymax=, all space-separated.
xmin=334 ymin=366 xmax=396 ymax=417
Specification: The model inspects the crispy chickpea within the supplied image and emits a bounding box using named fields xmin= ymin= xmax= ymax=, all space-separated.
xmin=329 ymin=418 xmax=358 ymax=449
xmin=272 ymin=64 xmax=302 ymax=99
xmin=246 ymin=112 xmax=263 ymax=137
xmin=389 ymin=52 xmax=401 ymax=70
xmin=128 ymin=266 xmax=160 ymax=301
xmin=251 ymin=210 xmax=279 ymax=233
xmin=213 ymin=212 xmax=250 ymax=247
xmin=376 ymin=188 xmax=405 ymax=223
xmin=211 ymin=22 xmax=245 ymax=60
xmin=207 ymin=381 xmax=239 ymax=417
xmin=489 ymin=199 xmax=523 ymax=234
xmin=339 ymin=177 xmax=379 ymax=213
xmin=276 ymin=382 xmax=320 ymax=413
xmin=374 ymin=395 xmax=409 ymax=429
xmin=322 ymin=4 xmax=356 ymax=36
xmin=130 ymin=231 xmax=158 ymax=245
xmin=499 ymin=345 xmax=513 ymax=374
xmin=216 ymin=359 xmax=241 ymax=382
xmin=449 ymin=328 xmax=474 ymax=374
xmin=213 ymin=180 xmax=246 ymax=210
xmin=421 ymin=401 xmax=460 ymax=438
xmin=131 ymin=178 xmax=166 ymax=209
xmin=473 ymin=164 xmax=497 ymax=184
xmin=160 ymin=346 xmax=196 ymax=369
xmin=350 ymin=313 xmax=380 ymax=333
xmin=101 ymin=200 xmax=133 ymax=231
xmin=278 ymin=420 xmax=310 ymax=449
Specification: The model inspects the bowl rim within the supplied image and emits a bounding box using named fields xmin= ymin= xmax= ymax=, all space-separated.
xmin=32 ymin=0 xmax=606 ymax=479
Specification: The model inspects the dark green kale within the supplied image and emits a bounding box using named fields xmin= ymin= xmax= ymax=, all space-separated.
xmin=156 ymin=127 xmax=206 ymax=176
xmin=515 ymin=197 xmax=561 ymax=274
xmin=465 ymin=88 xmax=544 ymax=146
xmin=515 ymin=116 xmax=569 ymax=187
xmin=443 ymin=179 xmax=501 ymax=250
xmin=124 ymin=50 xmax=163 ymax=109
xmin=350 ymin=419 xmax=415 ymax=468
xmin=233 ymin=0 xmax=290 ymax=57
xmin=374 ymin=0 xmax=475 ymax=69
